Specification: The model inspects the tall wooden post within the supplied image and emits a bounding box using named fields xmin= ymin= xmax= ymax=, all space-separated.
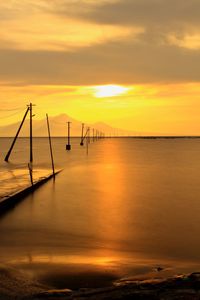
xmin=4 ymin=107 xmax=30 ymax=162
xmin=46 ymin=114 xmax=55 ymax=177
xmin=88 ymin=127 xmax=90 ymax=144
xmin=95 ymin=129 xmax=97 ymax=141
xmin=66 ymin=121 xmax=71 ymax=150
xmin=80 ymin=123 xmax=84 ymax=146
xmin=93 ymin=128 xmax=95 ymax=142
xmin=28 ymin=163 xmax=33 ymax=186
xmin=29 ymin=103 xmax=33 ymax=162
xmin=86 ymin=128 xmax=89 ymax=155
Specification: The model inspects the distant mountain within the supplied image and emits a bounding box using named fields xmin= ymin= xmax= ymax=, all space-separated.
xmin=0 ymin=114 xmax=137 ymax=137
xmin=93 ymin=122 xmax=138 ymax=136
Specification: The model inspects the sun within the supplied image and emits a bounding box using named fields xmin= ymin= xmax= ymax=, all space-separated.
xmin=94 ymin=85 xmax=130 ymax=98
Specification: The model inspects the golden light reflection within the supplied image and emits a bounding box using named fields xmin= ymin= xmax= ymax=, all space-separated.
xmin=89 ymin=142 xmax=131 ymax=262
xmin=11 ymin=254 xmax=121 ymax=267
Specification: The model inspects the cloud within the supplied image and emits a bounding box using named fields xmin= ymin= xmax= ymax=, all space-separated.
xmin=0 ymin=1 xmax=115 ymax=21
xmin=0 ymin=0 xmax=200 ymax=85
xmin=0 ymin=13 xmax=135 ymax=51
xmin=0 ymin=37 xmax=199 ymax=86
xmin=47 ymin=0 xmax=200 ymax=51
xmin=75 ymin=0 xmax=200 ymax=50
xmin=77 ymin=0 xmax=200 ymax=27
xmin=168 ymin=32 xmax=200 ymax=50
xmin=0 ymin=1 xmax=138 ymax=52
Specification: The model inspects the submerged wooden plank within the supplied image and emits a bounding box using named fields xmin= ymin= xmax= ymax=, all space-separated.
xmin=0 ymin=170 xmax=62 ymax=214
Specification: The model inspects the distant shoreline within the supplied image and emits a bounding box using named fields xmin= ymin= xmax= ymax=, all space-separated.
xmin=1 ymin=136 xmax=200 ymax=139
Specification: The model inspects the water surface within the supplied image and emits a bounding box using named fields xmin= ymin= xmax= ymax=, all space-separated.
xmin=0 ymin=137 xmax=200 ymax=288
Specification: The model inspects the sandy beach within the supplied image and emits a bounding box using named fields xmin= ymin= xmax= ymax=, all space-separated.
xmin=1 ymin=263 xmax=200 ymax=299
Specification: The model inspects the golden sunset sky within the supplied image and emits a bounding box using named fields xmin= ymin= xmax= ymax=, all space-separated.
xmin=0 ymin=0 xmax=200 ymax=135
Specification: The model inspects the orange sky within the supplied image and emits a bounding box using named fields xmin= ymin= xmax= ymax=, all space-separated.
xmin=0 ymin=1 xmax=200 ymax=135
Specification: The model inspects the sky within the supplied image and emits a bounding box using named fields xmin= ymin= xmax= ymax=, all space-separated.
xmin=0 ymin=0 xmax=200 ymax=135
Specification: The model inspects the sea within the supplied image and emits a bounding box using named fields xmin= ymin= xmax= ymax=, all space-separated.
xmin=0 ymin=137 xmax=200 ymax=290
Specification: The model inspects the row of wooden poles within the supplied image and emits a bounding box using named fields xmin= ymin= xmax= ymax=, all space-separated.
xmin=67 ymin=122 xmax=105 ymax=151
xmin=4 ymin=103 xmax=105 ymax=183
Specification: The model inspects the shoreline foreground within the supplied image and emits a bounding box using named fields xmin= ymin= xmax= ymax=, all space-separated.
xmin=33 ymin=273 xmax=200 ymax=300
xmin=1 ymin=264 xmax=200 ymax=300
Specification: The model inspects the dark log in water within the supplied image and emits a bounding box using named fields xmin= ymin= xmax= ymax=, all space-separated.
xmin=0 ymin=170 xmax=62 ymax=214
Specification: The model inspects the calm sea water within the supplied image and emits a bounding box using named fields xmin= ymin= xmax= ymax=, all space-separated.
xmin=0 ymin=137 xmax=200 ymax=288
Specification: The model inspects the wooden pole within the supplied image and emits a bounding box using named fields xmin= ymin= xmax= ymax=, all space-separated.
xmin=80 ymin=123 xmax=84 ymax=146
xmin=88 ymin=127 xmax=90 ymax=144
xmin=83 ymin=128 xmax=89 ymax=141
xmin=93 ymin=128 xmax=95 ymax=142
xmin=46 ymin=114 xmax=55 ymax=177
xmin=29 ymin=103 xmax=33 ymax=162
xmin=4 ymin=107 xmax=30 ymax=162
xmin=28 ymin=163 xmax=33 ymax=186
xmin=66 ymin=121 xmax=71 ymax=150
xmin=80 ymin=127 xmax=89 ymax=146
xmin=86 ymin=128 xmax=89 ymax=155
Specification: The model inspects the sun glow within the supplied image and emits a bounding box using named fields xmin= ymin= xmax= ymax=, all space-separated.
xmin=94 ymin=85 xmax=130 ymax=98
